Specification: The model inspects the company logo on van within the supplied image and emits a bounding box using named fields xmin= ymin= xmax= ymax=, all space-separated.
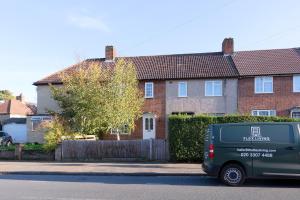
xmin=243 ymin=127 xmax=270 ymax=142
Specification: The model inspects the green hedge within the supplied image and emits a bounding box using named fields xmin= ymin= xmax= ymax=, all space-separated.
xmin=169 ymin=115 xmax=300 ymax=163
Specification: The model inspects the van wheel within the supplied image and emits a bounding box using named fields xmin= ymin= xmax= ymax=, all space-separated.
xmin=220 ymin=164 xmax=246 ymax=186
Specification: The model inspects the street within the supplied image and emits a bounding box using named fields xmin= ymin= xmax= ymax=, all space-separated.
xmin=0 ymin=175 xmax=299 ymax=200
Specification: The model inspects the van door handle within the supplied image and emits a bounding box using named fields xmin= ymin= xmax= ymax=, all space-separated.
xmin=285 ymin=146 xmax=296 ymax=150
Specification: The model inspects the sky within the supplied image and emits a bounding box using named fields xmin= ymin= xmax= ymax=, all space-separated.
xmin=0 ymin=0 xmax=300 ymax=103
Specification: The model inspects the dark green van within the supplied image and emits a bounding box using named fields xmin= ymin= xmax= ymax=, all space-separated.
xmin=202 ymin=122 xmax=300 ymax=186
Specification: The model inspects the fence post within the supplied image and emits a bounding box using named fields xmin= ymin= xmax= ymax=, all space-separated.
xmin=149 ymin=139 xmax=153 ymax=161
xmin=15 ymin=144 xmax=23 ymax=160
xmin=55 ymin=143 xmax=62 ymax=161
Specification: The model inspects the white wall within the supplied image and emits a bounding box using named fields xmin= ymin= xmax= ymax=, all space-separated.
xmin=3 ymin=123 xmax=27 ymax=143
xmin=166 ymin=79 xmax=238 ymax=115
xmin=37 ymin=85 xmax=61 ymax=114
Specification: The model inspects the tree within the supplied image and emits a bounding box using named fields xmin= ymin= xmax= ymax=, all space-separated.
xmin=51 ymin=59 xmax=143 ymax=139
xmin=0 ymin=90 xmax=14 ymax=101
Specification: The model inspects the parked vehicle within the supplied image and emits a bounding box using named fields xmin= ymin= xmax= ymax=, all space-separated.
xmin=203 ymin=122 xmax=300 ymax=186
xmin=0 ymin=131 xmax=13 ymax=146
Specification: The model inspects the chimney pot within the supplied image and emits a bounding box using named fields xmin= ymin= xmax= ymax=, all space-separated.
xmin=105 ymin=45 xmax=116 ymax=61
xmin=16 ymin=93 xmax=25 ymax=103
xmin=222 ymin=38 xmax=234 ymax=55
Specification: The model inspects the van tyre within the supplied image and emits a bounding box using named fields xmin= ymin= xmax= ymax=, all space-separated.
xmin=220 ymin=164 xmax=246 ymax=186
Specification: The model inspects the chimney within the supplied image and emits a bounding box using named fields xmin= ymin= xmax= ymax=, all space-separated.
xmin=16 ymin=93 xmax=25 ymax=103
xmin=222 ymin=38 xmax=234 ymax=55
xmin=105 ymin=45 xmax=116 ymax=61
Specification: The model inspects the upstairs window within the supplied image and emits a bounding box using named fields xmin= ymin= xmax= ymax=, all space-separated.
xmin=205 ymin=80 xmax=222 ymax=96
xmin=178 ymin=82 xmax=187 ymax=97
xmin=255 ymin=76 xmax=273 ymax=93
xmin=293 ymin=75 xmax=300 ymax=92
xmin=252 ymin=110 xmax=276 ymax=117
xmin=145 ymin=82 xmax=154 ymax=98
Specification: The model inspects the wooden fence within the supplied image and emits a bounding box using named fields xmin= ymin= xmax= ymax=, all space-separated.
xmin=56 ymin=139 xmax=169 ymax=161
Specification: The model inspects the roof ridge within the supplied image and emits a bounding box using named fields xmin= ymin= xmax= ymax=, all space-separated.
xmin=85 ymin=51 xmax=224 ymax=61
xmin=235 ymin=47 xmax=300 ymax=53
xmin=33 ymin=60 xmax=90 ymax=85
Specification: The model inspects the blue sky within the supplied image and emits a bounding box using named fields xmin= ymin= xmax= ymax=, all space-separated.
xmin=0 ymin=0 xmax=300 ymax=103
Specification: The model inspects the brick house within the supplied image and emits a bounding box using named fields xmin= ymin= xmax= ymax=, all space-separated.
xmin=33 ymin=44 xmax=239 ymax=141
xmin=230 ymin=45 xmax=300 ymax=118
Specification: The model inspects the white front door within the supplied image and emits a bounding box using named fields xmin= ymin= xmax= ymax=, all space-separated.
xmin=143 ymin=113 xmax=155 ymax=139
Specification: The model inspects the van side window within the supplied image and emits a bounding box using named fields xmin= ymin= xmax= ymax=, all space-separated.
xmin=220 ymin=126 xmax=251 ymax=143
xmin=254 ymin=125 xmax=295 ymax=144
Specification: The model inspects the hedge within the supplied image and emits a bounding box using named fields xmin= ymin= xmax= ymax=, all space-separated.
xmin=168 ymin=115 xmax=300 ymax=163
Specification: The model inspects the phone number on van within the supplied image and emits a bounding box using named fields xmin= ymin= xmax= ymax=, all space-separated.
xmin=240 ymin=152 xmax=273 ymax=158
xmin=237 ymin=148 xmax=276 ymax=158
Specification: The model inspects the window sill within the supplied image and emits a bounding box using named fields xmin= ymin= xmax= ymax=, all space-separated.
xmin=254 ymin=92 xmax=273 ymax=94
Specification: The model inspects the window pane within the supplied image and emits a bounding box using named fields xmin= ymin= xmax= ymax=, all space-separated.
xmin=294 ymin=76 xmax=300 ymax=92
xmin=269 ymin=110 xmax=276 ymax=116
xmin=292 ymin=112 xmax=300 ymax=118
xmin=252 ymin=111 xmax=258 ymax=116
xmin=252 ymin=110 xmax=276 ymax=116
xmin=255 ymin=78 xmax=263 ymax=93
xmin=145 ymin=83 xmax=153 ymax=97
xmin=178 ymin=82 xmax=187 ymax=97
xmin=150 ymin=118 xmax=154 ymax=130
xmin=264 ymin=82 xmax=273 ymax=92
xmin=214 ymin=81 xmax=222 ymax=96
xmin=205 ymin=82 xmax=213 ymax=96
xmin=145 ymin=118 xmax=149 ymax=131
xmin=259 ymin=111 xmax=269 ymax=116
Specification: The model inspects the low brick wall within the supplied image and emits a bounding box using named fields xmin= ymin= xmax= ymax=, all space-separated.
xmin=0 ymin=145 xmax=54 ymax=161
xmin=0 ymin=151 xmax=15 ymax=160
xmin=22 ymin=150 xmax=54 ymax=161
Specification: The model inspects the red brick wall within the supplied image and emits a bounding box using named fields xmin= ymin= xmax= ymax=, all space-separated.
xmin=104 ymin=80 xmax=166 ymax=140
xmin=238 ymin=76 xmax=300 ymax=116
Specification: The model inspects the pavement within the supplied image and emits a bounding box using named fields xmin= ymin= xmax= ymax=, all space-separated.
xmin=0 ymin=161 xmax=205 ymax=176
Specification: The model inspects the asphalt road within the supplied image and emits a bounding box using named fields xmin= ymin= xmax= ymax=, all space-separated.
xmin=0 ymin=175 xmax=299 ymax=200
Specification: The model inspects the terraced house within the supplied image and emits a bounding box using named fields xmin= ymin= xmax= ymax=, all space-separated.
xmin=31 ymin=38 xmax=300 ymax=142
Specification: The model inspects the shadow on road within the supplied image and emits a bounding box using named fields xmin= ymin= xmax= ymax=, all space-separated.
xmin=0 ymin=175 xmax=299 ymax=188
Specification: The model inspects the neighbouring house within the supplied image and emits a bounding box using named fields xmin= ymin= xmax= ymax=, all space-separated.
xmin=0 ymin=94 xmax=36 ymax=124
xmin=231 ymin=47 xmax=300 ymax=118
xmin=32 ymin=38 xmax=300 ymax=142
xmin=0 ymin=94 xmax=36 ymax=143
xmin=2 ymin=118 xmax=27 ymax=143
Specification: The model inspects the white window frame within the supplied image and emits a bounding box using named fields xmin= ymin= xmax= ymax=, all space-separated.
xmin=251 ymin=110 xmax=276 ymax=117
xmin=205 ymin=80 xmax=222 ymax=96
xmin=145 ymin=82 xmax=154 ymax=98
xmin=293 ymin=75 xmax=300 ymax=92
xmin=254 ymin=76 xmax=273 ymax=94
xmin=178 ymin=81 xmax=188 ymax=97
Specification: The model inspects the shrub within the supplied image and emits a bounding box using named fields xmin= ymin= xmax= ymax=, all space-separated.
xmin=43 ymin=117 xmax=75 ymax=152
xmin=169 ymin=115 xmax=300 ymax=163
